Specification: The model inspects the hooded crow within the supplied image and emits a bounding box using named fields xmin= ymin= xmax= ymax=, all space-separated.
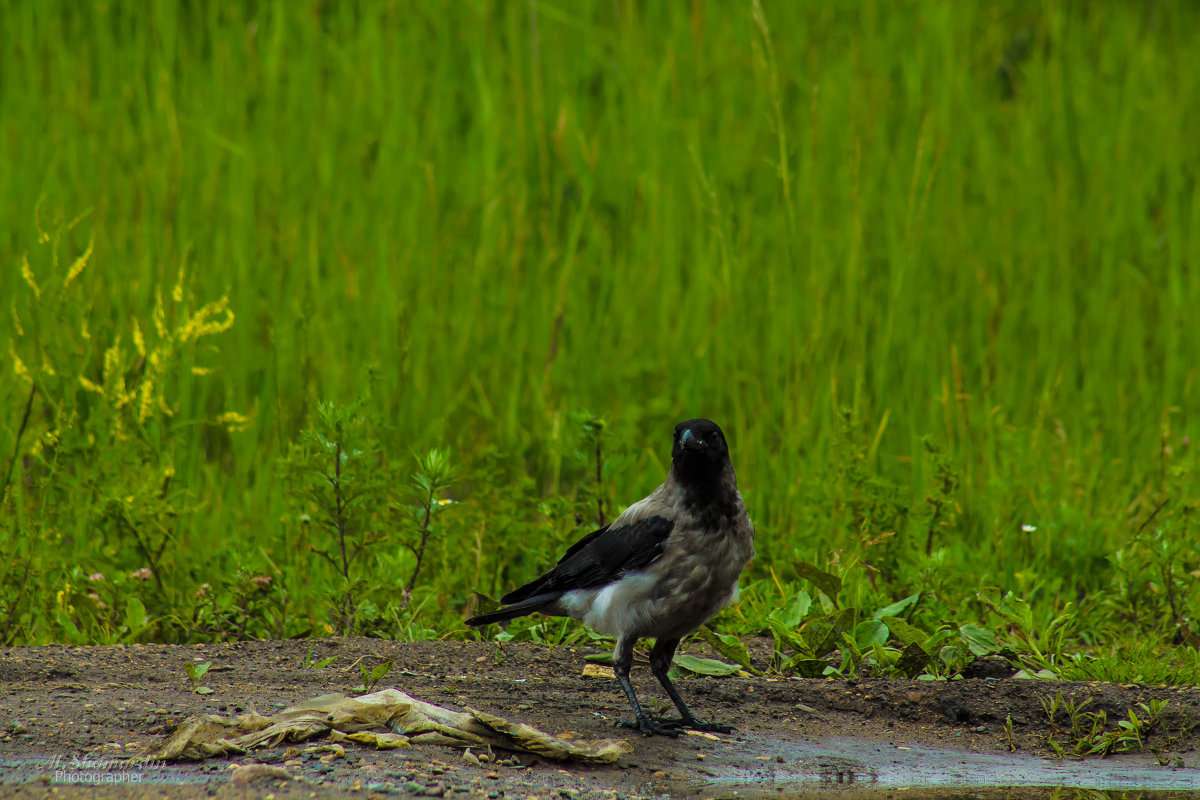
xmin=467 ymin=418 xmax=755 ymax=736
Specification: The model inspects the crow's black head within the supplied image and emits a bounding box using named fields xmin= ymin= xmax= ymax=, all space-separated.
xmin=670 ymin=418 xmax=731 ymax=481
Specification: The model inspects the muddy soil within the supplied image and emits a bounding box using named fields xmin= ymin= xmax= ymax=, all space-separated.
xmin=1 ymin=639 xmax=1199 ymax=799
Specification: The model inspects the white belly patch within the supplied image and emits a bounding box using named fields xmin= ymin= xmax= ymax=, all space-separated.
xmin=560 ymin=574 xmax=659 ymax=637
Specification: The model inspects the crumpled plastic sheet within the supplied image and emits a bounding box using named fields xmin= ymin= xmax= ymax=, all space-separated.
xmin=137 ymin=688 xmax=632 ymax=764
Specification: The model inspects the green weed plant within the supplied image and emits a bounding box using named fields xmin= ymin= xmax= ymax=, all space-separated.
xmin=1 ymin=2 xmax=1198 ymax=687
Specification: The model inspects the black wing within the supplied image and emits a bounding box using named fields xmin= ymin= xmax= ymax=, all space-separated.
xmin=501 ymin=515 xmax=675 ymax=604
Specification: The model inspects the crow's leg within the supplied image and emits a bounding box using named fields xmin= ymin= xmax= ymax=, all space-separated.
xmin=612 ymin=635 xmax=679 ymax=737
xmin=647 ymin=637 xmax=735 ymax=734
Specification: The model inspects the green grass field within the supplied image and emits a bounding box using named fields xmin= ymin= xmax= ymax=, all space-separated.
xmin=3 ymin=1 xmax=1198 ymax=683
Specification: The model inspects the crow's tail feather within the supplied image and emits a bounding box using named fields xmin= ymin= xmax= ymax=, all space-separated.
xmin=466 ymin=592 xmax=560 ymax=627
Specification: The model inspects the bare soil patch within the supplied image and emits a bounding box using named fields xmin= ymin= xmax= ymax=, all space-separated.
xmin=2 ymin=639 xmax=1198 ymax=799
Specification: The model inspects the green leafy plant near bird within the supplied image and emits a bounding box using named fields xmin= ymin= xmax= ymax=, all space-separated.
xmin=1 ymin=4 xmax=1198 ymax=710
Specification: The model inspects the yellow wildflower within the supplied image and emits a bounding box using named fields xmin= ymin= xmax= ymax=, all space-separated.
xmin=137 ymin=379 xmax=156 ymax=423
xmin=217 ymin=410 xmax=252 ymax=431
xmin=172 ymin=261 xmax=186 ymax=303
xmin=153 ymin=291 xmax=168 ymax=339
xmin=64 ymin=234 xmax=93 ymax=287
xmin=11 ymin=345 xmax=32 ymax=384
xmin=179 ymin=296 xmax=234 ymax=341
xmin=57 ymin=583 xmax=75 ymax=613
xmin=115 ymin=385 xmax=135 ymax=410
xmin=132 ymin=317 xmax=146 ymax=357
xmin=102 ymin=336 xmax=124 ymax=400
xmin=20 ymin=253 xmax=40 ymax=298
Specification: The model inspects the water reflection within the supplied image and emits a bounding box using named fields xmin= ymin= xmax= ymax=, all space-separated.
xmin=701 ymin=735 xmax=1200 ymax=797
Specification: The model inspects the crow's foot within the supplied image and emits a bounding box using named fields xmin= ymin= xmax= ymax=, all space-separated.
xmin=617 ymin=715 xmax=733 ymax=736
xmin=616 ymin=716 xmax=682 ymax=737
xmin=675 ymin=716 xmax=734 ymax=734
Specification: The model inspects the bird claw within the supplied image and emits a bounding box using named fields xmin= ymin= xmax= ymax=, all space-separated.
xmin=678 ymin=718 xmax=735 ymax=734
xmin=616 ymin=717 xmax=681 ymax=737
xmin=617 ymin=716 xmax=734 ymax=736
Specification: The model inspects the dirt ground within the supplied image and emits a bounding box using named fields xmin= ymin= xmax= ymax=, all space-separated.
xmin=2 ymin=638 xmax=1199 ymax=799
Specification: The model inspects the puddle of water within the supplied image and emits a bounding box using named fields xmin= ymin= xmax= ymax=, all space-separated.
xmin=715 ymin=792 xmax=1197 ymax=800
xmin=3 ymin=740 xmax=1198 ymax=798
xmin=700 ymin=735 xmax=1200 ymax=796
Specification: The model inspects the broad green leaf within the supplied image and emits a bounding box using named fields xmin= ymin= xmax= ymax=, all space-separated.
xmin=1013 ymin=668 xmax=1058 ymax=680
xmin=852 ymin=619 xmax=889 ymax=650
xmin=881 ymin=615 xmax=928 ymax=647
xmin=939 ymin=644 xmax=966 ymax=668
xmin=924 ymin=624 xmax=956 ymax=650
xmin=54 ymin=610 xmax=85 ymax=644
xmin=872 ymin=593 xmax=919 ymax=620
xmin=997 ymin=594 xmax=1035 ymax=630
xmin=784 ymin=657 xmax=828 ymax=677
xmin=869 ymin=642 xmax=901 ymax=672
xmin=840 ymin=631 xmax=861 ymax=661
xmin=805 ymin=608 xmax=855 ymax=658
xmin=978 ymin=590 xmax=1034 ymax=630
xmin=768 ymin=617 xmax=809 ymax=655
xmin=795 ymin=562 xmax=842 ymax=604
xmin=369 ymin=660 xmax=394 ymax=685
xmin=471 ymin=592 xmax=500 ymax=618
xmin=672 ymin=654 xmax=742 ymax=676
xmin=896 ymin=642 xmax=932 ymax=678
xmin=125 ymin=596 xmax=148 ymax=634
xmin=184 ymin=661 xmax=212 ymax=682
xmin=959 ymin=624 xmax=1000 ymax=656
xmin=768 ymin=590 xmax=812 ymax=629
xmin=699 ymin=627 xmax=760 ymax=675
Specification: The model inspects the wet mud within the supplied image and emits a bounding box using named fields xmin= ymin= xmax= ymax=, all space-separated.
xmin=2 ymin=639 xmax=1198 ymax=799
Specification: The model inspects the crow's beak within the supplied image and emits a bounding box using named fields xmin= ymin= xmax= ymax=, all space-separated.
xmin=681 ymin=428 xmax=704 ymax=451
